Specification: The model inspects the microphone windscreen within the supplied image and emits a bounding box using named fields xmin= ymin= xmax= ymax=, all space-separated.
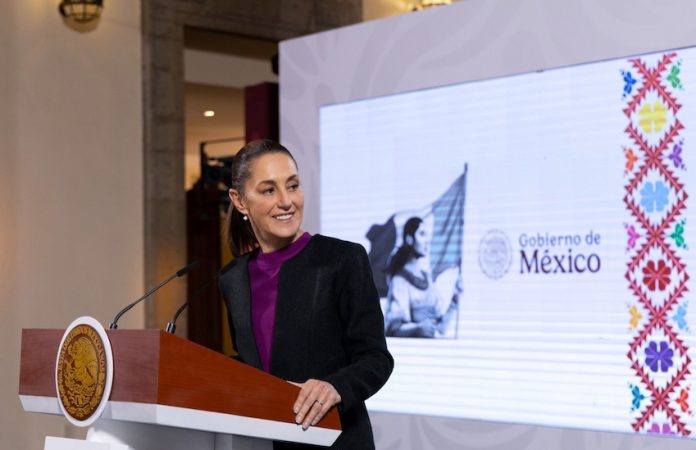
xmin=177 ymin=260 xmax=200 ymax=277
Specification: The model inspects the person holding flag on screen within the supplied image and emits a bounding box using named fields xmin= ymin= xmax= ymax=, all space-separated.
xmin=368 ymin=167 xmax=467 ymax=339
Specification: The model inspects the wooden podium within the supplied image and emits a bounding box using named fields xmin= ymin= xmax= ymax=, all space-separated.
xmin=18 ymin=329 xmax=341 ymax=450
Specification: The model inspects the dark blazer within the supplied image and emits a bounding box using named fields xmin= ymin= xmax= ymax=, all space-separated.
xmin=219 ymin=235 xmax=394 ymax=450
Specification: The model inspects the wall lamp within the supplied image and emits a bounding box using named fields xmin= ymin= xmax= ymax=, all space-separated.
xmin=412 ymin=0 xmax=453 ymax=11
xmin=59 ymin=0 xmax=104 ymax=24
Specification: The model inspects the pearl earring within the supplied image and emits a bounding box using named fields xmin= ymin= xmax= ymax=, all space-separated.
xmin=242 ymin=215 xmax=248 ymax=221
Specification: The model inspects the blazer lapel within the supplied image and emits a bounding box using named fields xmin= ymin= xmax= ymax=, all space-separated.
xmin=230 ymin=254 xmax=263 ymax=369
xmin=270 ymin=246 xmax=319 ymax=376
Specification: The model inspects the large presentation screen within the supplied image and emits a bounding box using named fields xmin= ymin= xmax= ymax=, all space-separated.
xmin=320 ymin=47 xmax=696 ymax=436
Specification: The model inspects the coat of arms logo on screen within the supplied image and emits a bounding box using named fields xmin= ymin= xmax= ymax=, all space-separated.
xmin=478 ymin=229 xmax=513 ymax=279
xmin=55 ymin=316 xmax=114 ymax=427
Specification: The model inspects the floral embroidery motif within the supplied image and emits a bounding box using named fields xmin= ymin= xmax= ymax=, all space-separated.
xmin=645 ymin=341 xmax=674 ymax=372
xmin=639 ymin=181 xmax=669 ymax=213
xmin=638 ymin=100 xmax=668 ymax=133
xmin=667 ymin=60 xmax=683 ymax=90
xmin=630 ymin=384 xmax=645 ymax=411
xmin=625 ymin=223 xmax=640 ymax=251
xmin=667 ymin=139 xmax=685 ymax=170
xmin=622 ymin=69 xmax=637 ymax=99
xmin=629 ymin=305 xmax=643 ymax=329
xmin=642 ymin=260 xmax=671 ymax=291
xmin=672 ymin=301 xmax=689 ymax=332
xmin=625 ymin=147 xmax=639 ymax=173
xmin=676 ymin=387 xmax=690 ymax=413
xmin=648 ymin=422 xmax=676 ymax=435
xmin=670 ymin=219 xmax=687 ymax=249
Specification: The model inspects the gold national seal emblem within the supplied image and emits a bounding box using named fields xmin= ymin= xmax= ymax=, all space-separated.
xmin=56 ymin=317 xmax=113 ymax=426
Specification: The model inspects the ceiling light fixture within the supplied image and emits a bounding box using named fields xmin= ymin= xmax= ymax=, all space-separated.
xmin=203 ymin=110 xmax=215 ymax=118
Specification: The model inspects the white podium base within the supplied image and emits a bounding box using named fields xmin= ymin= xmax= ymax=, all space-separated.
xmin=20 ymin=395 xmax=337 ymax=447
xmin=45 ymin=436 xmax=129 ymax=450
xmin=87 ymin=419 xmax=273 ymax=450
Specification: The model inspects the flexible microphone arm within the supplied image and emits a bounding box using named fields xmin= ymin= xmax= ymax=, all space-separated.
xmin=165 ymin=272 xmax=220 ymax=334
xmin=109 ymin=261 xmax=200 ymax=330
xmin=165 ymin=301 xmax=189 ymax=334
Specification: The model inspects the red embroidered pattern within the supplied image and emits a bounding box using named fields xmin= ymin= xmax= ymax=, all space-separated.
xmin=625 ymin=52 xmax=690 ymax=435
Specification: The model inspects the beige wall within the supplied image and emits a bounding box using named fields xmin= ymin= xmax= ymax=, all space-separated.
xmin=184 ymin=49 xmax=278 ymax=89
xmin=0 ymin=1 xmax=143 ymax=448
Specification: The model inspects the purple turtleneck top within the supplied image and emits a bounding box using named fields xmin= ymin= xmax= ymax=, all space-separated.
xmin=248 ymin=232 xmax=312 ymax=372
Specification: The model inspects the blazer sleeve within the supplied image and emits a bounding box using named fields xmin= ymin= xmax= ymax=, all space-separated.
xmin=322 ymin=243 xmax=394 ymax=412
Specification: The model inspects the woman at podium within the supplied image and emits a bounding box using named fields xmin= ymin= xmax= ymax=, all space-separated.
xmin=219 ymin=139 xmax=394 ymax=450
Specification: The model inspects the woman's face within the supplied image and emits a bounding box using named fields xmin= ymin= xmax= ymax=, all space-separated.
xmin=411 ymin=221 xmax=430 ymax=257
xmin=230 ymin=152 xmax=304 ymax=253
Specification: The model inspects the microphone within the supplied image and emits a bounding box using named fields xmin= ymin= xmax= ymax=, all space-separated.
xmin=165 ymin=271 xmax=220 ymax=334
xmin=109 ymin=261 xmax=200 ymax=330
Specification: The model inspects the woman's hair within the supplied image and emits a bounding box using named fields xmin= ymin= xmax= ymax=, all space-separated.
xmin=224 ymin=139 xmax=297 ymax=257
xmin=387 ymin=216 xmax=423 ymax=276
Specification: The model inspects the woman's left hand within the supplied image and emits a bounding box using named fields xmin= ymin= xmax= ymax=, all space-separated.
xmin=289 ymin=379 xmax=342 ymax=430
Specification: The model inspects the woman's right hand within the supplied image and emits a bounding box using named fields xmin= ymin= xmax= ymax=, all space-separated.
xmin=416 ymin=318 xmax=437 ymax=337
xmin=289 ymin=379 xmax=341 ymax=430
